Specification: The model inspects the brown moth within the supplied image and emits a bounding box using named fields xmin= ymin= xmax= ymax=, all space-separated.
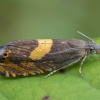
xmin=0 ymin=31 xmax=100 ymax=78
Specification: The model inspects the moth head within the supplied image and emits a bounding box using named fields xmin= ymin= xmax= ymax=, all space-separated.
xmin=88 ymin=42 xmax=100 ymax=54
xmin=77 ymin=31 xmax=100 ymax=54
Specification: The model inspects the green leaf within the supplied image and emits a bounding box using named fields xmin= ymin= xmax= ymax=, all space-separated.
xmin=0 ymin=38 xmax=100 ymax=100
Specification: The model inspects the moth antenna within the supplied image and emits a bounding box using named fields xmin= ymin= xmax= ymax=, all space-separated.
xmin=77 ymin=31 xmax=95 ymax=43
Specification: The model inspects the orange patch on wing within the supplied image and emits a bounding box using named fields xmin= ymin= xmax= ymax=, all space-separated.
xmin=21 ymin=62 xmax=44 ymax=73
xmin=29 ymin=39 xmax=53 ymax=60
xmin=1 ymin=62 xmax=31 ymax=76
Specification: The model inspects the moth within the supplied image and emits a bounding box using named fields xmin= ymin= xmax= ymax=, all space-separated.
xmin=0 ymin=31 xmax=100 ymax=78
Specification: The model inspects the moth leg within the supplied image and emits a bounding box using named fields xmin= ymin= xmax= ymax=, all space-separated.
xmin=79 ymin=55 xmax=87 ymax=76
xmin=45 ymin=58 xmax=81 ymax=78
xmin=45 ymin=70 xmax=57 ymax=78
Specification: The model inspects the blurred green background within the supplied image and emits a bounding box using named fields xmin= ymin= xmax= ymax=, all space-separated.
xmin=0 ymin=0 xmax=100 ymax=45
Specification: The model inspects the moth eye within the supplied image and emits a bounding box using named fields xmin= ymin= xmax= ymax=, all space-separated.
xmin=91 ymin=49 xmax=96 ymax=54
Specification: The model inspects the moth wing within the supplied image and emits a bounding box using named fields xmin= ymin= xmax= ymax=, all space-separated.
xmin=45 ymin=57 xmax=82 ymax=78
xmin=0 ymin=39 xmax=68 ymax=61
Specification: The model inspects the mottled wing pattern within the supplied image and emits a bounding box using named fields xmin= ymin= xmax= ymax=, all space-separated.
xmin=0 ymin=39 xmax=86 ymax=77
